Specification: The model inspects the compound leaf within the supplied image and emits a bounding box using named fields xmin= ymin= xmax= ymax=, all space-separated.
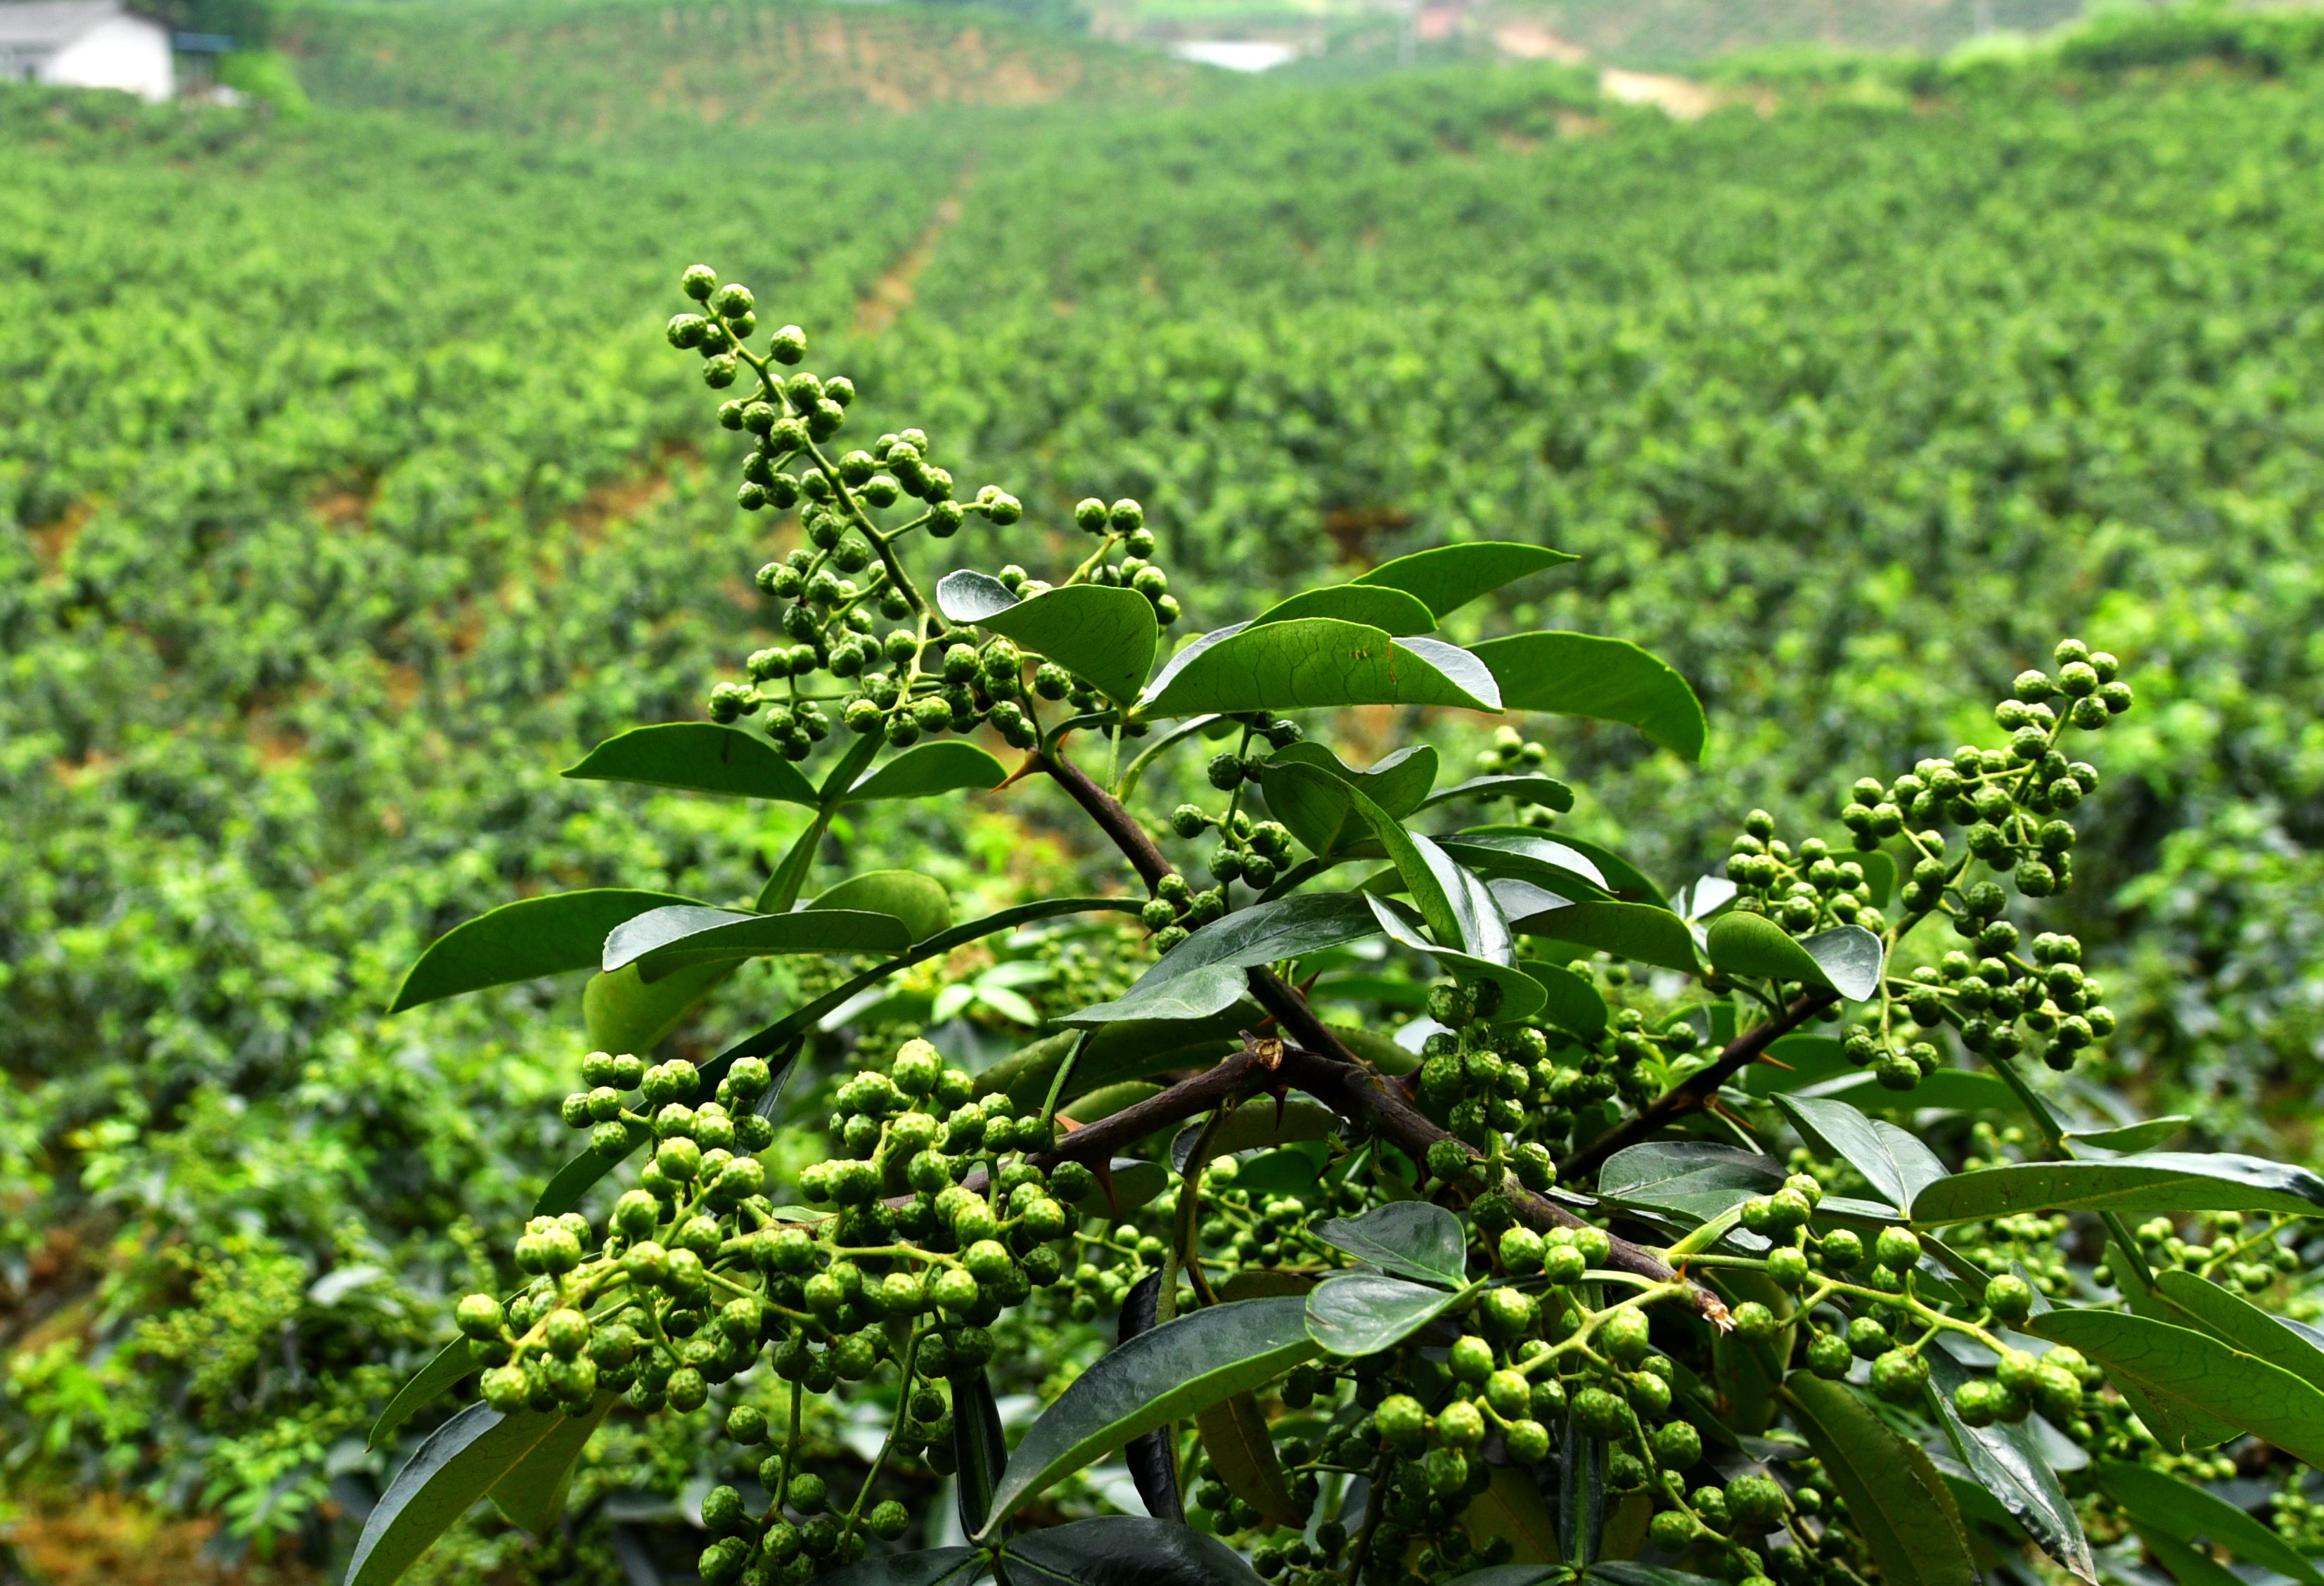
xmin=368 ymin=1338 xmax=476 ymax=1452
xmin=582 ymin=959 xmax=733 ymax=1055
xmin=1515 ymin=901 xmax=1700 ymax=974
xmin=1252 ymin=583 xmax=1437 ymax=636
xmin=492 ymin=1391 xmax=616 ymax=1533
xmin=1705 ymin=915 xmax=1885 ymax=1000
xmin=602 ymin=904 xmax=913 ymax=980
xmin=2152 ymin=1269 xmax=2324 ymax=1393
xmin=2094 ymin=1462 xmax=2323 ymax=1584
xmin=937 ymin=576 xmax=1157 ymax=705
xmin=1922 ymin=1341 xmax=2093 ymax=1582
xmin=1774 ymin=1094 xmax=1949 ymax=1213
xmin=1063 ymin=893 xmax=1380 ymax=1026
xmin=563 ymin=721 xmax=819 ymax=805
xmin=346 ymin=1403 xmax=566 ymax=1586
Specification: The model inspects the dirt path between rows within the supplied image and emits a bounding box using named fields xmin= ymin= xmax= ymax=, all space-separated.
xmin=855 ymin=163 xmax=977 ymax=335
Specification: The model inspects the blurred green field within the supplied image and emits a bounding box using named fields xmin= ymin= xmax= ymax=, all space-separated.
xmin=6 ymin=1 xmax=2324 ymax=1578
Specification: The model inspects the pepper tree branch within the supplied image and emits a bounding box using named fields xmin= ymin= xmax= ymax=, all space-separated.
xmin=1030 ymin=741 xmax=1726 ymax=1322
xmin=1557 ymin=991 xmax=1836 ymax=1182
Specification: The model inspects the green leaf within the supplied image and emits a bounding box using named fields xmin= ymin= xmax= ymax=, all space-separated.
xmin=1351 ymin=541 xmax=1577 ymax=619
xmin=1524 ymin=959 xmax=1608 ymax=1036
xmin=2152 ymin=1269 xmax=2324 ymax=1393
xmin=1442 ymin=836 xmax=1609 ymax=901
xmin=602 ymin=904 xmax=913 ymax=981
xmin=1140 ymin=618 xmax=1502 ymax=718
xmin=1311 ymin=1201 xmax=1469 ymax=1286
xmin=1705 ymin=915 xmax=1885 ymax=1000
xmin=1740 ymin=1036 xmax=1849 ymax=1097
xmin=1911 ymin=1152 xmax=2324 ymax=1224
xmin=1063 ymin=893 xmax=1381 ymax=1026
xmin=368 ymin=1338 xmax=476 ymax=1452
xmin=979 ymin=1297 xmax=1318 ymax=1534
xmin=1251 ymin=583 xmax=1437 ymax=636
xmin=1468 ymin=1465 xmax=1558 ymax=1565
xmin=389 ymin=889 xmax=695 ymax=1013
xmin=1922 ymin=1341 xmax=2093 ymax=1582
xmin=1422 ymin=774 xmax=1576 ymax=813
xmin=582 ymin=959 xmax=733 ymax=1055
xmin=953 ymin=1365 xmax=1008 ymax=1536
xmin=938 ymin=572 xmax=1158 ymax=705
xmin=2136 ymin=1523 xmax=2252 ymax=1586
xmin=2066 ymin=1116 xmax=2191 ymax=1152
xmin=808 ymin=1548 xmax=984 ymax=1586
xmin=843 ymin=741 xmax=1009 ymax=805
xmin=2026 ymin=1308 xmax=2324 ymax=1462
xmin=345 ymin=1402 xmax=567 ymax=1586
xmin=811 ymin=871 xmax=952 ymax=942
xmin=1591 ymin=1566 xmax=1731 ymax=1586
xmin=562 ymin=721 xmax=818 ymax=805
xmin=1366 ymin=896 xmax=1549 ymax=1023
xmin=1514 ymin=835 xmax=1669 ymax=910
xmin=1821 ymin=1068 xmax=2018 ymax=1115
xmin=1002 ymin=1516 xmax=1266 ymax=1586
xmin=1560 ymin=1395 xmax=1607 ymax=1566
xmin=1195 ymin=1392 xmax=1304 ymax=1527
xmin=2094 ymin=1461 xmax=2324 ymax=1584
xmin=1778 ymin=1374 xmax=1977 ymax=1586
xmin=1468 ymin=633 xmax=1706 ymax=761
xmin=1515 ymin=901 xmax=1700 ymax=975
xmin=491 ymin=1391 xmax=616 ymax=1533
xmin=1257 ymin=742 xmax=1439 ymax=857
xmin=1773 ymin=1094 xmax=1949 ymax=1213
xmin=1306 ymin=1273 xmax=1465 ymax=1356
xmin=1444 ymin=1569 xmax=1560 ymax=1586
xmin=1596 ymin=1142 xmax=1783 ymax=1225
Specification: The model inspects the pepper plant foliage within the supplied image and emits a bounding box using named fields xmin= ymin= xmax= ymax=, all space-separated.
xmin=358 ymin=266 xmax=2324 ymax=1586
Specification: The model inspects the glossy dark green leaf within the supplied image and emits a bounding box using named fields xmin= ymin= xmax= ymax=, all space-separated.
xmin=1312 ymin=1200 xmax=1469 ymax=1285
xmin=1779 ymin=1374 xmax=1977 ymax=1586
xmin=953 ymin=1365 xmax=1008 ymax=1536
xmin=1773 ymin=1094 xmax=1948 ymax=1213
xmin=1141 ymin=618 xmax=1501 ymax=718
xmin=1002 ymin=1516 xmax=1266 ymax=1586
xmin=2027 ymin=1308 xmax=2324 ymax=1462
xmin=1306 ymin=1273 xmax=1464 ymax=1356
xmin=368 ymin=1337 xmax=476 ymax=1452
xmin=345 ymin=1402 xmax=565 ymax=1586
xmin=1468 ymin=632 xmax=1706 ymax=761
xmin=1422 ymin=774 xmax=1576 ymax=813
xmin=582 ymin=959 xmax=732 ymax=1055
xmin=1911 ymin=1152 xmax=2324 ymax=1224
xmin=1467 ymin=1465 xmax=1558 ymax=1565
xmin=1350 ymin=541 xmax=1576 ymax=619
xmin=811 ymin=870 xmax=952 ymax=942
xmin=842 ymin=741 xmax=1010 ymax=804
xmin=937 ymin=572 xmax=1158 ymax=704
xmin=1591 ymin=1566 xmax=1731 ymax=1586
xmin=1444 ymin=1568 xmax=1559 ymax=1586
xmin=2136 ymin=1523 xmax=2250 ymax=1586
xmin=562 ymin=721 xmax=818 ymax=805
xmin=1922 ymin=1341 xmax=2093 ymax=1582
xmin=2066 ymin=1116 xmax=2191 ymax=1152
xmin=1524 ymin=959 xmax=1608 ymax=1036
xmin=1117 ymin=1272 xmax=1185 ymax=1522
xmin=1195 ymin=1391 xmax=1304 ymax=1526
xmin=1559 ymin=1388 xmax=1607 ymax=1565
xmin=2094 ymin=1460 xmax=2323 ymax=1584
xmin=1515 ymin=901 xmax=1700 ymax=974
xmin=1366 ymin=895 xmax=1549 ymax=1022
xmin=1257 ymin=742 xmax=1439 ymax=857
xmin=1514 ymin=834 xmax=1669 ymax=910
xmin=980 ymin=1297 xmax=1317 ymax=1534
xmin=492 ymin=1391 xmax=616 ymax=1532
xmin=1821 ymin=1068 xmax=2017 ymax=1115
xmin=389 ymin=889 xmax=695 ymax=1013
xmin=602 ymin=903 xmax=913 ymax=980
xmin=1705 ymin=915 xmax=1885 ymax=1001
xmin=1596 ymin=1142 xmax=1783 ymax=1224
xmin=2153 ymin=1269 xmax=2324 ymax=1393
xmin=1063 ymin=892 xmax=1380 ymax=1026
xmin=1440 ymin=834 xmax=1607 ymax=899
xmin=809 ymin=1548 xmax=984 ymax=1586
xmin=1251 ymin=583 xmax=1436 ymax=636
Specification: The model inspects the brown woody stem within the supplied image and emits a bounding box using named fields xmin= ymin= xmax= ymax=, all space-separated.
xmin=1557 ymin=991 xmax=1836 ymax=1182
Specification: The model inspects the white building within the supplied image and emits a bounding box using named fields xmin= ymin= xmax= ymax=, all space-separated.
xmin=0 ymin=1 xmax=174 ymax=101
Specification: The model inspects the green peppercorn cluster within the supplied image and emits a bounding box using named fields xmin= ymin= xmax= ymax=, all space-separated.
xmin=669 ymin=267 xmax=1179 ymax=756
xmin=458 ymin=1036 xmax=1135 ymax=1586
xmin=1143 ymin=714 xmax=1308 ymax=950
xmin=1463 ymin=726 xmax=1560 ymax=828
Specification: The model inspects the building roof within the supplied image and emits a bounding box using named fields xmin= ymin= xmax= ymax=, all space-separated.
xmin=0 ymin=1 xmax=151 ymax=48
